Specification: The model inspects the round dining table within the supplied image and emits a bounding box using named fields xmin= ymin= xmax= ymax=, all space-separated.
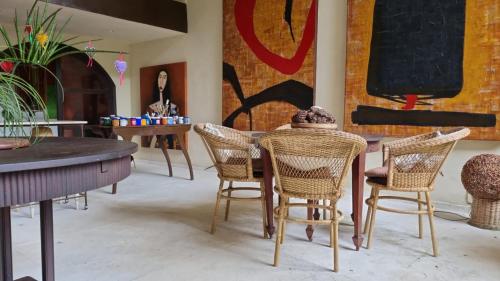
xmin=0 ymin=137 xmax=137 ymax=281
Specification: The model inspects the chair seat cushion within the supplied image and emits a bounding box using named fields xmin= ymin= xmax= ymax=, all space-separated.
xmin=365 ymin=166 xmax=388 ymax=178
xmin=253 ymin=171 xmax=264 ymax=178
xmin=204 ymin=123 xmax=224 ymax=137
xmin=366 ymin=176 xmax=387 ymax=186
xmin=366 ymin=166 xmax=388 ymax=186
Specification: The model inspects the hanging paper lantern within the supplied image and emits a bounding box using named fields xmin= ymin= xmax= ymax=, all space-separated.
xmin=36 ymin=31 xmax=49 ymax=49
xmin=0 ymin=61 xmax=14 ymax=73
xmin=84 ymin=40 xmax=96 ymax=68
xmin=114 ymin=53 xmax=127 ymax=86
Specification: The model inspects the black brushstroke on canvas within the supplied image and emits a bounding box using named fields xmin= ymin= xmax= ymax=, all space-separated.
xmin=352 ymin=106 xmax=496 ymax=127
xmin=366 ymin=0 xmax=466 ymax=102
xmin=223 ymin=62 xmax=253 ymax=129
xmin=284 ymin=0 xmax=295 ymax=42
xmin=223 ymin=62 xmax=313 ymax=129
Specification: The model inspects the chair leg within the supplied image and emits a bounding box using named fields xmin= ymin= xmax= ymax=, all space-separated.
xmin=131 ymin=156 xmax=136 ymax=168
xmin=280 ymin=210 xmax=288 ymax=244
xmin=84 ymin=192 xmax=88 ymax=210
xmin=330 ymin=201 xmax=335 ymax=248
xmin=363 ymin=188 xmax=375 ymax=234
xmin=283 ymin=198 xmax=292 ymax=244
xmin=30 ymin=204 xmax=35 ymax=219
xmin=224 ymin=181 xmax=233 ymax=221
xmin=425 ymin=192 xmax=439 ymax=257
xmin=366 ymin=188 xmax=380 ymax=249
xmin=274 ymin=199 xmax=286 ymax=267
xmin=323 ymin=199 xmax=327 ymax=219
xmin=280 ymin=205 xmax=288 ymax=244
xmin=280 ymin=198 xmax=289 ymax=243
xmin=331 ymin=202 xmax=339 ymax=272
xmin=417 ymin=192 xmax=423 ymax=239
xmin=210 ymin=180 xmax=224 ymax=234
xmin=286 ymin=198 xmax=290 ymax=217
xmin=260 ymin=182 xmax=268 ymax=239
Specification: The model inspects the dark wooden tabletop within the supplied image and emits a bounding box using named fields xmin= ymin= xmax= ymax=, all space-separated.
xmin=0 ymin=137 xmax=137 ymax=173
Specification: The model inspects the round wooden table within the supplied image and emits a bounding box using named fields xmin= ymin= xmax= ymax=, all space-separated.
xmin=0 ymin=137 xmax=137 ymax=281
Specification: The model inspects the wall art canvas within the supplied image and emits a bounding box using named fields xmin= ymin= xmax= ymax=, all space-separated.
xmin=344 ymin=0 xmax=499 ymax=140
xmin=223 ymin=0 xmax=317 ymax=131
xmin=139 ymin=62 xmax=187 ymax=148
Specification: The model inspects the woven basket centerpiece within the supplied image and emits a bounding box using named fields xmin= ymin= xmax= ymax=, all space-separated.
xmin=461 ymin=154 xmax=500 ymax=230
xmin=291 ymin=106 xmax=337 ymax=129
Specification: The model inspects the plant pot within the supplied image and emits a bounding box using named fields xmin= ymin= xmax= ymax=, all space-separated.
xmin=0 ymin=138 xmax=30 ymax=150
xmin=469 ymin=197 xmax=500 ymax=230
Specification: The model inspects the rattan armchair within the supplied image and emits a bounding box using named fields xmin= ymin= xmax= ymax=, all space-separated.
xmin=194 ymin=123 xmax=267 ymax=238
xmin=364 ymin=127 xmax=470 ymax=256
xmin=259 ymin=129 xmax=367 ymax=272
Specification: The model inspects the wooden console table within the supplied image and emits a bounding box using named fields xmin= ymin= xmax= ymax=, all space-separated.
xmin=91 ymin=124 xmax=194 ymax=194
xmin=0 ymin=137 xmax=137 ymax=281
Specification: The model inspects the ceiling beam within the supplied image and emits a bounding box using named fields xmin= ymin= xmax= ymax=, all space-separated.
xmin=48 ymin=0 xmax=187 ymax=33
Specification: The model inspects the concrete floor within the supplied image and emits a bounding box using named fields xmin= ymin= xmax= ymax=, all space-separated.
xmin=11 ymin=160 xmax=500 ymax=281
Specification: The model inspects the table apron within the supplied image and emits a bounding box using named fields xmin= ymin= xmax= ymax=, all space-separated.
xmin=0 ymin=156 xmax=131 ymax=207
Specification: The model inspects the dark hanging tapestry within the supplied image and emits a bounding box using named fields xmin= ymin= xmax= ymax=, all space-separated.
xmin=344 ymin=0 xmax=499 ymax=140
xmin=223 ymin=0 xmax=317 ymax=131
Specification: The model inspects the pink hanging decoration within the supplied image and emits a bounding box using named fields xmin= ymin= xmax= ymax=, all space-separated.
xmin=84 ymin=40 xmax=96 ymax=68
xmin=114 ymin=53 xmax=127 ymax=86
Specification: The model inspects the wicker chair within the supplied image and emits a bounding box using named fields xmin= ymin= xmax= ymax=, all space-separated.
xmin=259 ymin=129 xmax=367 ymax=272
xmin=194 ymin=123 xmax=267 ymax=237
xmin=363 ymin=127 xmax=470 ymax=256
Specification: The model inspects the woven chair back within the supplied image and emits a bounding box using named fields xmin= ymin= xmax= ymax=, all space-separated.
xmin=260 ymin=129 xmax=367 ymax=200
xmin=194 ymin=123 xmax=257 ymax=180
xmin=388 ymin=127 xmax=470 ymax=191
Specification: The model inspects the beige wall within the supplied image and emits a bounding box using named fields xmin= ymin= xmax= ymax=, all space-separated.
xmin=130 ymin=0 xmax=499 ymax=206
xmin=129 ymin=0 xmax=223 ymax=167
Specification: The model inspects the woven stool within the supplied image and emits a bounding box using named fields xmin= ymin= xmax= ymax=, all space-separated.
xmin=461 ymin=154 xmax=500 ymax=230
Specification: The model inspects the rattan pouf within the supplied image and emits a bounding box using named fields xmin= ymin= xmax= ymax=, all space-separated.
xmin=461 ymin=154 xmax=500 ymax=230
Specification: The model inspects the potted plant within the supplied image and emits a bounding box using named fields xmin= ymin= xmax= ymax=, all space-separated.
xmin=0 ymin=0 xmax=123 ymax=148
xmin=0 ymin=70 xmax=45 ymax=148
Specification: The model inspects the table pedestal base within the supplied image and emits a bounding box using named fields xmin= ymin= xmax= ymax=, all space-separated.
xmin=1 ymin=201 xmax=55 ymax=281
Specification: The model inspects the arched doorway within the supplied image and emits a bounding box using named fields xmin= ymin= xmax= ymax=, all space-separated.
xmin=53 ymin=50 xmax=116 ymax=136
xmin=3 ymin=44 xmax=116 ymax=137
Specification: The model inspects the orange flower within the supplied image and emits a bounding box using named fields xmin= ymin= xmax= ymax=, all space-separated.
xmin=36 ymin=31 xmax=49 ymax=49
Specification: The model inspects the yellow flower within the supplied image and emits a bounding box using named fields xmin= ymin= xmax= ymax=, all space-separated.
xmin=36 ymin=31 xmax=49 ymax=49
